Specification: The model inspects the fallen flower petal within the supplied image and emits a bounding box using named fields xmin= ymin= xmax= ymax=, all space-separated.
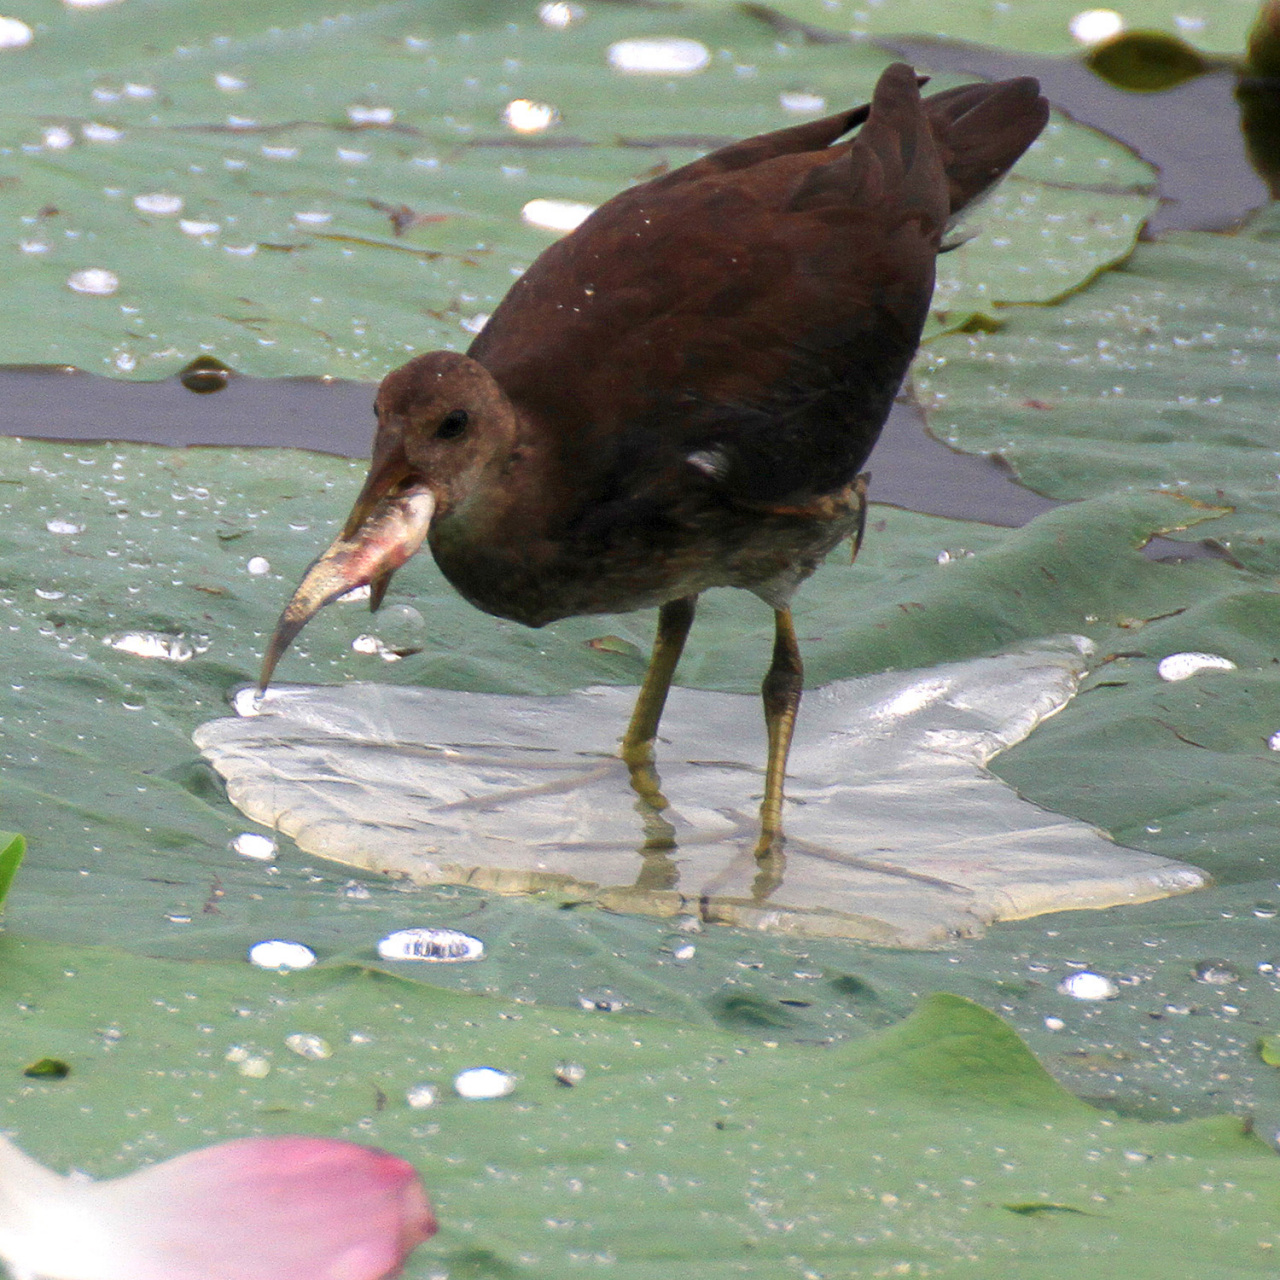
xmin=0 ymin=1133 xmax=435 ymax=1280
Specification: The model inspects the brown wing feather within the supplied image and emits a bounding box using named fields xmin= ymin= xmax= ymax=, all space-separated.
xmin=468 ymin=64 xmax=1044 ymax=512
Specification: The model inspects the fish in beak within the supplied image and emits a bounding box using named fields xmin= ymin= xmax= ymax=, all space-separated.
xmin=258 ymin=485 xmax=435 ymax=692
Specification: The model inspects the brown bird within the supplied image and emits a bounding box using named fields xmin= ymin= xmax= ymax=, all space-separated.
xmin=260 ymin=64 xmax=1048 ymax=859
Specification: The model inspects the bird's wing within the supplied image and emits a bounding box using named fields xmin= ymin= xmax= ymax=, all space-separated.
xmin=468 ymin=65 xmax=1041 ymax=510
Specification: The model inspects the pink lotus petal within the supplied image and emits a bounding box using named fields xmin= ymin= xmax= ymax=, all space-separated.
xmin=0 ymin=1134 xmax=435 ymax=1280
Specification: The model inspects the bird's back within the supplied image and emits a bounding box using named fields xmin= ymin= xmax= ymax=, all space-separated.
xmin=469 ymin=65 xmax=1045 ymax=501
xmin=441 ymin=65 xmax=1047 ymax=623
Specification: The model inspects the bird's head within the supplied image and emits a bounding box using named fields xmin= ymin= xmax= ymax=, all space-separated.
xmin=258 ymin=351 xmax=517 ymax=691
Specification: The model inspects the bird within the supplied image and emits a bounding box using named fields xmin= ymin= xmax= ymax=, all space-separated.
xmin=259 ymin=63 xmax=1048 ymax=863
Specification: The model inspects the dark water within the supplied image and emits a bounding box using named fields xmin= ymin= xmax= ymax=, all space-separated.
xmin=0 ymin=365 xmax=1053 ymax=527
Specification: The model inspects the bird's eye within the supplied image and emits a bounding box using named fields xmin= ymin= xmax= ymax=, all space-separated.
xmin=436 ymin=409 xmax=469 ymax=440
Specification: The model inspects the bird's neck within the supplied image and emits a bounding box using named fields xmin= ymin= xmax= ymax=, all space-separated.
xmin=427 ymin=415 xmax=573 ymax=626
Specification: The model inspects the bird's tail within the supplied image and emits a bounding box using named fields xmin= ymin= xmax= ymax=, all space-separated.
xmin=923 ymin=77 xmax=1050 ymax=218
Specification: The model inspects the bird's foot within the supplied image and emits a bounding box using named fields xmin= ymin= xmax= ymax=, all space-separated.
xmin=750 ymin=828 xmax=787 ymax=900
xmin=623 ymin=749 xmax=671 ymax=814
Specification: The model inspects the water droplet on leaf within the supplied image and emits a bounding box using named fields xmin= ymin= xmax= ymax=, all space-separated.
xmin=779 ymin=91 xmax=825 ymax=114
xmin=179 ymin=354 xmax=232 ymax=393
xmin=231 ymin=832 xmax=277 ymax=861
xmin=0 ymin=15 xmax=33 ymax=48
xmin=134 ymin=192 xmax=184 ymax=216
xmin=248 ymin=939 xmax=316 ymax=970
xmin=1193 ymin=959 xmax=1239 ymax=985
xmin=502 ymin=99 xmax=559 ymax=133
xmin=66 ymin=267 xmax=118 ymax=296
xmin=284 ymin=1033 xmax=332 ymax=1060
xmin=1069 ymin=8 xmax=1125 ymax=45
xmin=376 ymin=927 xmax=484 ymax=963
xmin=104 ymin=632 xmax=196 ymax=662
xmin=1057 ymin=971 xmax=1118 ymax=1000
xmin=578 ymin=988 xmax=625 ymax=1012
xmin=538 ymin=2 xmax=583 ymax=28
xmin=522 ymin=198 xmax=595 ymax=234
xmin=454 ymin=1066 xmax=516 ymax=1099
xmin=406 ymin=1082 xmax=439 ymax=1108
xmin=607 ymin=37 xmax=710 ymax=75
xmin=1157 ymin=652 xmax=1236 ymax=681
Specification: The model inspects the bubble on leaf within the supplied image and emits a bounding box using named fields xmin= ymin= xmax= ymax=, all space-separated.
xmin=134 ymin=192 xmax=183 ymax=216
xmin=521 ymin=198 xmax=595 ymax=233
xmin=1069 ymin=8 xmax=1124 ymax=44
xmin=1157 ymin=652 xmax=1236 ymax=681
xmin=377 ymin=927 xmax=484 ymax=963
xmin=780 ymin=91 xmax=825 ymax=114
xmin=82 ymin=122 xmax=123 ymax=142
xmin=539 ymin=2 xmax=583 ymax=28
xmin=1057 ymin=971 xmax=1118 ymax=1000
xmin=406 ymin=1082 xmax=439 ymax=1109
xmin=231 ymin=832 xmax=277 ymax=862
xmin=67 ymin=268 xmax=118 ymax=296
xmin=248 ymin=939 xmax=316 ymax=971
xmin=502 ymin=99 xmax=559 ymax=133
xmin=104 ymin=632 xmax=196 ymax=662
xmin=1193 ymin=959 xmax=1240 ymax=985
xmin=0 ymin=15 xmax=33 ymax=48
xmin=607 ymin=37 xmax=710 ymax=75
xmin=284 ymin=1033 xmax=332 ymax=1060
xmin=347 ymin=104 xmax=395 ymax=125
xmin=454 ymin=1066 xmax=516 ymax=1099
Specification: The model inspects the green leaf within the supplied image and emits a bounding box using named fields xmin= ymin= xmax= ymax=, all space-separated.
xmin=0 ymin=0 xmax=1151 ymax=377
xmin=0 ymin=832 xmax=24 ymax=913
xmin=21 ymin=1056 xmax=70 ymax=1080
xmin=1259 ymin=1034 xmax=1280 ymax=1067
xmin=917 ymin=204 xmax=1280 ymax=575
xmin=4 ymin=937 xmax=1280 ymax=1279
xmin=720 ymin=0 xmax=1256 ymax=57
xmin=1084 ymin=30 xmax=1215 ymax=92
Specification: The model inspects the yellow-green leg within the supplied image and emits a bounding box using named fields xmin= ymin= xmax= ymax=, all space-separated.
xmin=620 ymin=595 xmax=697 ymax=810
xmin=756 ymin=607 xmax=803 ymax=856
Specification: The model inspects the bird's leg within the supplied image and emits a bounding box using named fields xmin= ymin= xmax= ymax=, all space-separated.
xmin=756 ymin=607 xmax=803 ymax=859
xmin=849 ymin=472 xmax=869 ymax=563
xmin=620 ymin=595 xmax=697 ymax=814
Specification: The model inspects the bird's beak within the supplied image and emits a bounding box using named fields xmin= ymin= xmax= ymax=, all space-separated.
xmin=258 ymin=475 xmax=435 ymax=692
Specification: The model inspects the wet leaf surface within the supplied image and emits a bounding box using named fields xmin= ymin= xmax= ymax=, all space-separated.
xmin=0 ymin=0 xmax=1150 ymax=376
xmin=5 ymin=943 xmax=1280 ymax=1279
xmin=3 ymin=3 xmax=1280 ymax=1274
xmin=728 ymin=0 xmax=1255 ymax=57
xmin=0 ymin=832 xmax=22 ymax=914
